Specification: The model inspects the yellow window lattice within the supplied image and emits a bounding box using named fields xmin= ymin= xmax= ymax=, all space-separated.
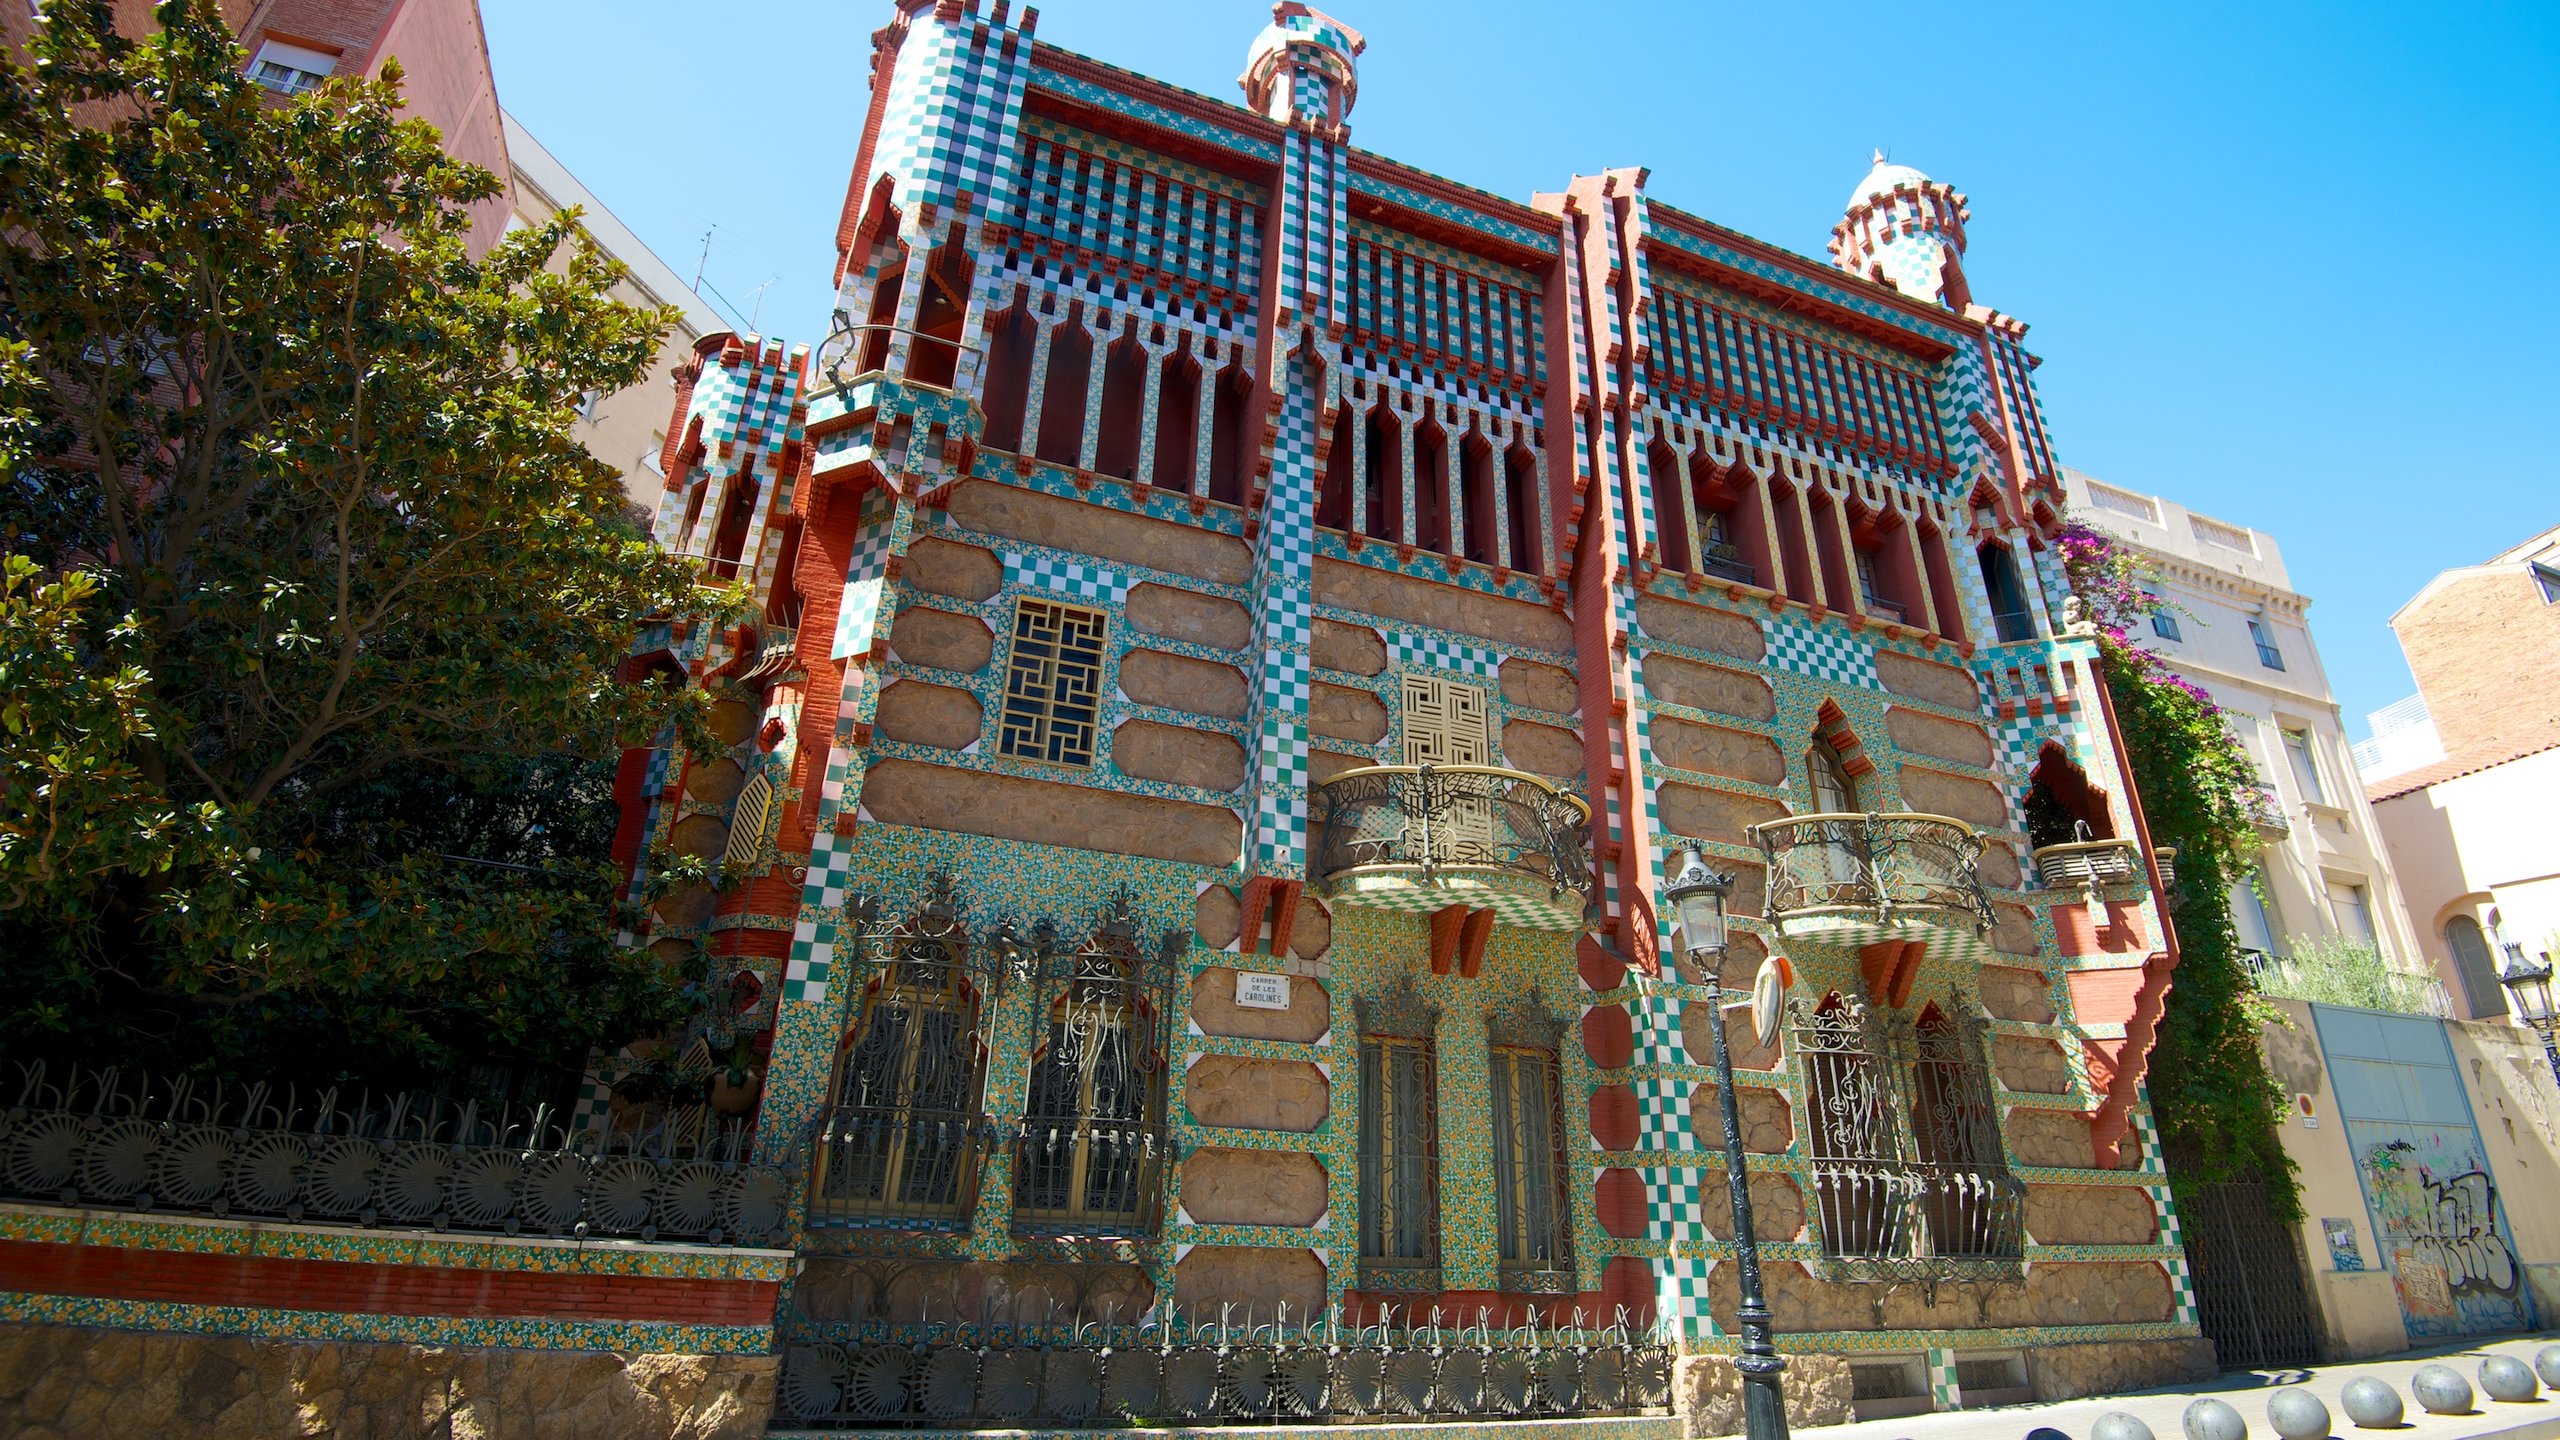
xmin=719 ymin=771 xmax=776 ymax=869
xmin=999 ymin=598 xmax=1109 ymax=767
xmin=1399 ymin=675 xmax=1489 ymax=768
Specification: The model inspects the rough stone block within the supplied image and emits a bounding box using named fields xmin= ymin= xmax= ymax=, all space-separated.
xmin=1636 ymin=593 xmax=1767 ymax=662
xmin=1643 ymin=653 xmax=1777 ymax=720
xmin=1898 ymin=764 xmax=2010 ymax=830
xmin=1112 ymin=719 xmax=1245 ymax=790
xmin=1179 ymin=1149 xmax=1329 ymax=1227
xmin=1877 ymin=649 xmax=1980 ymax=708
xmin=1653 ymin=718 xmax=1786 ymax=784
xmin=1190 ymin=966 xmax=1330 ymax=1042
xmin=1886 ymin=705 xmax=1995 ymax=767
xmin=1655 ymin=782 xmax=1786 ymax=847
xmin=1500 ymin=658 xmax=1579 ymax=715
xmin=1311 ymin=682 xmax=1389 ymax=744
xmin=903 ymin=537 xmax=1003 ymax=601
xmin=2007 ymin=1107 xmax=2099 ymax=1168
xmin=1501 ymin=719 xmax=1585 ymax=778
xmin=1312 ymin=618 xmax=1387 ymax=676
xmin=1185 ymin=1056 xmax=1329 ymax=1132
xmin=1675 ymin=1351 xmax=1853 ymax=1437
xmin=875 ymin=680 xmax=982 ymax=750
xmin=1120 ymin=648 xmax=1249 ymax=720
xmin=1170 ymin=1245 xmax=1326 ymax=1322
xmin=950 ymin=480 xmax=1252 ymax=585
xmin=2025 ymin=1184 xmax=2157 ymax=1245
xmin=1126 ymin=582 xmax=1251 ymax=650
xmin=1981 ymin=964 xmax=2057 ymax=1023
xmin=1996 ymin=1034 xmax=2073 ymax=1094
xmin=1315 ymin=558 xmax=1572 ymax=652
xmin=861 ymin=759 xmax=1240 ymax=867
xmin=888 ymin=606 xmax=994 ymax=672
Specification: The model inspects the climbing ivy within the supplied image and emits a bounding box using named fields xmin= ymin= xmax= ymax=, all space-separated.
xmin=2057 ymin=525 xmax=2300 ymax=1220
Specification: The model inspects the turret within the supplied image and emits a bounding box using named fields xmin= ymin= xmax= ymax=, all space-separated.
xmin=1240 ymin=2 xmax=1363 ymax=129
xmin=1829 ymin=151 xmax=1973 ymax=311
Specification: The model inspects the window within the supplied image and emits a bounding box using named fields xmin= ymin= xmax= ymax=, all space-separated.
xmin=2230 ymin=868 xmax=2279 ymax=972
xmin=1358 ymin=1032 xmax=1439 ymax=1288
xmin=1489 ymin=1043 xmax=1569 ymax=1284
xmin=998 ymin=598 xmax=1107 ymax=766
xmin=1977 ymin=543 xmax=2034 ymax=643
xmin=248 ymin=39 xmax=336 ymax=95
xmin=2249 ymin=617 xmax=2285 ymax=670
xmin=1013 ymin=918 xmax=1168 ymax=1234
xmin=2329 ymin=881 xmax=2376 ymax=949
xmin=1854 ymin=549 xmax=1903 ymax=622
xmin=2151 ymin=612 xmax=2182 ymax=641
xmin=813 ymin=899 xmax=993 ymax=1229
xmin=2446 ymin=916 xmax=2504 ymax=1019
xmin=1809 ymin=735 xmax=1861 ymax=813
xmin=2282 ymin=728 xmax=2326 ymax=805
xmin=2535 ymin=564 xmax=2560 ymax=605
xmin=1794 ymin=992 xmax=2024 ymax=1272
xmin=2191 ymin=514 xmax=2257 ymax=555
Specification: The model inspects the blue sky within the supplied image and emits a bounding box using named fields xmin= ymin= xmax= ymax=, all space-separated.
xmin=485 ymin=1 xmax=2557 ymax=742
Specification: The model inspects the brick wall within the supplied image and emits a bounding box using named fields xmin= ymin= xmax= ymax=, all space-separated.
xmin=2395 ymin=567 xmax=2560 ymax=765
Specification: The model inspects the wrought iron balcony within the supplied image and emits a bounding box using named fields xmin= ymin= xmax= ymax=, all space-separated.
xmin=1749 ymin=812 xmax=1994 ymax=940
xmin=1312 ymin=765 xmax=1591 ymax=932
xmin=807 ymin=1106 xmax=994 ymax=1234
xmin=1700 ymin=541 xmax=1756 ymax=586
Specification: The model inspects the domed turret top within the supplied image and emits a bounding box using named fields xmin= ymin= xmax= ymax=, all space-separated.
xmin=1242 ymin=3 xmax=1364 ymax=126
xmin=1849 ymin=150 xmax=1931 ymax=208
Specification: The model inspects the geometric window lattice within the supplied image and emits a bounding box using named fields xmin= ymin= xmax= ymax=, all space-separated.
xmin=1489 ymin=1044 xmax=1571 ymax=1289
xmin=1399 ymin=675 xmax=1490 ymax=768
xmin=1013 ymin=900 xmax=1173 ymax=1236
xmin=998 ymin=598 xmax=1108 ymax=767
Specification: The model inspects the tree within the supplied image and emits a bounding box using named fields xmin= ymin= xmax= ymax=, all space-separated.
xmin=0 ymin=2 xmax=716 ymax=1086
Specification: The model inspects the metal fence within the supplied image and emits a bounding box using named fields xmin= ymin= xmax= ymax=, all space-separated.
xmin=0 ymin=1063 xmax=793 ymax=1246
xmin=776 ymin=1309 xmax=1677 ymax=1428
xmin=1752 ymin=812 xmax=1994 ymax=936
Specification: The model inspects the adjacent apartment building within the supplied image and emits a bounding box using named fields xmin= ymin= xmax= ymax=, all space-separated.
xmin=607 ymin=3 xmax=2216 ymax=1427
xmin=2359 ymin=524 xmax=2560 ymax=1018
xmin=2062 ymin=471 xmax=2421 ymax=975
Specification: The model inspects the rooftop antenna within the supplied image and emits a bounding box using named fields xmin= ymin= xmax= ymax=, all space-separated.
xmin=691 ymin=224 xmax=717 ymax=293
xmin=746 ymin=275 xmax=780 ymax=330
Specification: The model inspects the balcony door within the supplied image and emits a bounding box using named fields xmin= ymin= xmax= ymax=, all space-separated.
xmin=1402 ymin=675 xmax=1493 ymax=861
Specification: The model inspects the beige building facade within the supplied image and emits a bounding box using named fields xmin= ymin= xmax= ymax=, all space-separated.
xmin=2064 ymin=470 xmax=2423 ymax=976
xmin=502 ymin=110 xmax=722 ymax=515
xmin=2361 ymin=524 xmax=2560 ymax=1018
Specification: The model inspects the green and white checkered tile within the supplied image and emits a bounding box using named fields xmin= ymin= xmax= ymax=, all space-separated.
xmin=1660 ymin=1254 xmax=1715 ymax=1332
xmin=1634 ymin=1076 xmax=1699 ymax=1153
xmin=1387 ymin=628 xmax=1501 ymax=681
xmin=1004 ymin=549 xmax=1130 ymax=606
xmin=2131 ymin=1109 xmax=2200 ymax=1326
xmin=1765 ymin=616 xmax=1879 ymax=689
xmin=1646 ymin=1169 xmax=1711 ymax=1242
xmin=783 ymin=830 xmax=860 ymax=1006
xmin=1927 ymin=1347 xmax=1960 ymax=1410
xmin=831 ymin=491 xmax=898 ymax=660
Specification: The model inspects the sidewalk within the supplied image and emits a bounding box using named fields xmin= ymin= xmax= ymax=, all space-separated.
xmin=1803 ymin=1335 xmax=2560 ymax=1440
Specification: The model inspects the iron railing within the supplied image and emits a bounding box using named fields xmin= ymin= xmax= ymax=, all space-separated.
xmin=0 ymin=1064 xmax=791 ymax=1246
xmin=1700 ymin=541 xmax=1756 ymax=586
xmin=2032 ymin=838 xmax=2143 ymax=891
xmin=776 ymin=1308 xmax=1676 ymax=1428
xmin=808 ymin=1108 xmax=995 ymax=1233
xmin=1312 ymin=765 xmax=1591 ymax=908
xmin=1790 ymin=995 xmax=2025 ymax=1288
xmin=1751 ymin=812 xmax=1993 ymax=935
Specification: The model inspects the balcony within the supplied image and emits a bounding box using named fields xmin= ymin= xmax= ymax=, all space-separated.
xmin=1749 ymin=812 xmax=1995 ymax=944
xmin=2032 ymin=838 xmax=2144 ymax=892
xmin=1312 ymin=766 xmax=1592 ymax=932
xmin=1700 ymin=540 xmax=1756 ymax=586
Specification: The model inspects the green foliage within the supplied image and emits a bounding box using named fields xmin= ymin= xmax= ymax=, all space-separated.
xmin=2070 ymin=530 xmax=2301 ymax=1219
xmin=0 ymin=2 xmax=712 ymax=1085
xmin=2256 ymin=937 xmax=2444 ymax=1015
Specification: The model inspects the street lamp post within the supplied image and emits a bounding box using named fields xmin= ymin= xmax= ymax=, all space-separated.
xmin=1663 ymin=847 xmax=1789 ymax=1440
xmin=2498 ymin=943 xmax=2560 ymax=1089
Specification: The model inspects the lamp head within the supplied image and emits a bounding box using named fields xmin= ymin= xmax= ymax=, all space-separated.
xmin=2500 ymin=942 xmax=2555 ymax=1026
xmin=1663 ymin=847 xmax=1734 ymax=958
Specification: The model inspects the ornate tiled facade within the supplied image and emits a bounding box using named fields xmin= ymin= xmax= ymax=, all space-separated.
xmin=610 ymin=1 xmax=2215 ymax=1425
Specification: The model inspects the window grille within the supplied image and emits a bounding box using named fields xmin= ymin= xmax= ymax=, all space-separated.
xmin=813 ymin=882 xmax=1010 ymax=1231
xmin=1353 ymin=982 xmax=1442 ymax=1293
xmin=1792 ymin=992 xmax=2024 ymax=1285
xmin=2085 ymin=482 xmax=2160 ymax=524
xmin=1014 ymin=890 xmax=1173 ymax=1235
xmin=999 ymin=598 xmax=1108 ymax=767
xmin=1489 ymin=1045 xmax=1571 ymax=1290
xmin=1399 ymin=674 xmax=1491 ymax=768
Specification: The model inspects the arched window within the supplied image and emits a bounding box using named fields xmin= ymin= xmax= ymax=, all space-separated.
xmin=814 ymin=889 xmax=998 ymax=1230
xmin=1015 ymin=903 xmax=1170 ymax=1235
xmin=1908 ymin=1003 xmax=2023 ymax=1260
xmin=2446 ymin=915 xmax=2504 ymax=1019
xmin=1355 ymin=983 xmax=1440 ymax=1291
xmin=2026 ymin=742 xmax=2114 ymax=849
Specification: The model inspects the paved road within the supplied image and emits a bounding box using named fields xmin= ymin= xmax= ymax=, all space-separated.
xmin=1804 ymin=1334 xmax=2560 ymax=1440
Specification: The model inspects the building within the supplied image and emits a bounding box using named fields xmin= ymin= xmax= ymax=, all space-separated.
xmin=504 ymin=109 xmax=724 ymax=514
xmin=598 ymin=4 xmax=2230 ymax=1425
xmin=2061 ymin=470 xmax=2422 ymax=977
xmin=2362 ymin=523 xmax=2560 ymax=1019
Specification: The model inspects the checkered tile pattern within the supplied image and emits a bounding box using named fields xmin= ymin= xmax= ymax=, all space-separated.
xmin=868 ymin=7 xmax=1035 ymax=229
xmin=783 ymin=832 xmax=860 ymax=1006
xmin=1658 ymin=1253 xmax=1715 ymax=1329
xmin=1645 ymin=1168 xmax=1711 ymax=1241
xmin=2131 ymin=1109 xmax=2201 ymax=1327
xmin=1387 ymin=629 xmax=1501 ymax=681
xmin=1633 ymin=1075 xmax=1698 ymax=1152
xmin=832 ymin=490 xmax=898 ymax=660
xmin=1004 ymin=549 xmax=1130 ymax=606
xmin=1927 ymin=1347 xmax=1961 ymax=1410
xmin=1765 ymin=615 xmax=1879 ymax=688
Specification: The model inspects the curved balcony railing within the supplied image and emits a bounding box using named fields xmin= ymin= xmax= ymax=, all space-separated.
xmin=2031 ymin=838 xmax=2144 ymax=892
xmin=1749 ymin=812 xmax=1994 ymax=937
xmin=1312 ymin=766 xmax=1592 ymax=931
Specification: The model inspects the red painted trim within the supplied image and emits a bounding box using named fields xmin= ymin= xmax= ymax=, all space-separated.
xmin=0 ymin=1240 xmax=780 ymax=1327
xmin=2086 ymin=663 xmax=2181 ymax=1166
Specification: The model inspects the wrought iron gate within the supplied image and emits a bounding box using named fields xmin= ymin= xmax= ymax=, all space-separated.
xmin=2164 ymin=1139 xmax=2321 ymax=1370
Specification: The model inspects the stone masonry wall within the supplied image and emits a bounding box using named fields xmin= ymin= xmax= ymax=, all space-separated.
xmin=0 ymin=1324 xmax=777 ymax=1440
